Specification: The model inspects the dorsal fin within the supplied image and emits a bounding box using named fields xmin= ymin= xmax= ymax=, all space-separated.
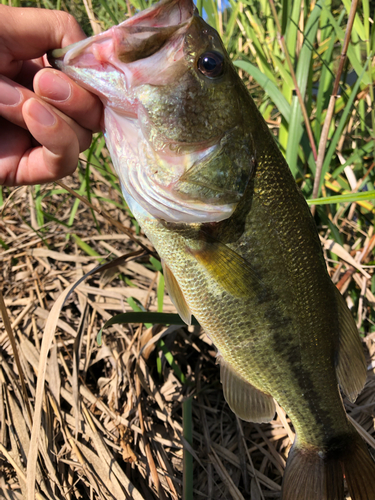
xmin=334 ymin=286 xmax=366 ymax=403
xmin=218 ymin=355 xmax=276 ymax=423
xmin=162 ymin=260 xmax=192 ymax=325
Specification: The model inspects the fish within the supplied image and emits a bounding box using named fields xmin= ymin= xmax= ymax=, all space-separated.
xmin=49 ymin=0 xmax=375 ymax=498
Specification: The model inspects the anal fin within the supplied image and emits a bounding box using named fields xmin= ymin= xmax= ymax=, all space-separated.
xmin=218 ymin=356 xmax=275 ymax=423
xmin=162 ymin=260 xmax=192 ymax=326
xmin=334 ymin=286 xmax=366 ymax=403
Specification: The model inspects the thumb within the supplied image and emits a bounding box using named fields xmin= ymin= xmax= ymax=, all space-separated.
xmin=0 ymin=5 xmax=86 ymax=78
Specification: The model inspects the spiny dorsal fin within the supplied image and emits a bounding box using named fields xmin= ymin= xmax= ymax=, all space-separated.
xmin=218 ymin=355 xmax=276 ymax=423
xmin=186 ymin=234 xmax=266 ymax=299
xmin=334 ymin=286 xmax=366 ymax=403
xmin=162 ymin=260 xmax=192 ymax=325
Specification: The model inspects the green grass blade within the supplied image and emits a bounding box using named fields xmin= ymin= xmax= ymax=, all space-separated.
xmin=127 ymin=296 xmax=153 ymax=328
xmin=222 ymin=1 xmax=240 ymax=48
xmin=149 ymin=256 xmax=162 ymax=272
xmin=286 ymin=0 xmax=324 ymax=175
xmin=0 ymin=238 xmax=9 ymax=250
xmin=183 ymin=396 xmax=193 ymax=500
xmin=159 ymin=339 xmax=185 ymax=383
xmin=97 ymin=0 xmax=119 ymax=24
xmin=316 ymin=206 xmax=343 ymax=245
xmin=127 ymin=296 xmax=144 ymax=312
xmin=71 ymin=234 xmax=105 ymax=263
xmin=237 ymin=10 xmax=276 ymax=81
xmin=85 ymin=139 xmax=102 ymax=234
xmin=314 ymin=15 xmax=340 ymax=141
xmin=342 ymin=0 xmax=366 ymax=40
xmin=284 ymin=0 xmax=302 ymax=66
xmin=234 ymin=60 xmax=291 ymax=122
xmin=331 ymin=141 xmax=374 ymax=179
xmin=322 ymin=6 xmax=371 ymax=86
xmin=34 ymin=185 xmax=45 ymax=228
xmin=102 ymin=312 xmax=199 ymax=329
xmin=281 ymin=0 xmax=291 ymax=35
xmin=308 ymin=190 xmax=375 ymax=206
xmin=157 ymin=272 xmax=165 ymax=313
xmin=269 ymin=54 xmax=294 ymax=90
xmin=319 ymin=60 xmax=370 ymax=192
xmin=196 ymin=0 xmax=203 ymax=16
xmin=67 ymin=177 xmax=86 ymax=228
xmin=42 ymin=212 xmax=70 ymax=227
xmin=201 ymin=0 xmax=219 ymax=32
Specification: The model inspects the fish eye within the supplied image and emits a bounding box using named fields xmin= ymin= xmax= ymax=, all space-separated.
xmin=197 ymin=51 xmax=224 ymax=78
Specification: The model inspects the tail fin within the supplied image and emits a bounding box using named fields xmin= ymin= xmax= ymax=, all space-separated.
xmin=281 ymin=443 xmax=344 ymax=500
xmin=282 ymin=435 xmax=375 ymax=500
xmin=342 ymin=437 xmax=375 ymax=500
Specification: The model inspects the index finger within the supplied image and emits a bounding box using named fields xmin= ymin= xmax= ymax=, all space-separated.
xmin=0 ymin=6 xmax=86 ymax=77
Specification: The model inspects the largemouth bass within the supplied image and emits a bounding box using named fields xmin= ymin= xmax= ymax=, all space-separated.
xmin=50 ymin=1 xmax=375 ymax=498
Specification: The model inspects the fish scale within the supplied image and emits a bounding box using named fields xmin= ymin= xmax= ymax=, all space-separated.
xmin=50 ymin=0 xmax=375 ymax=497
xmin=243 ymin=148 xmax=346 ymax=442
xmin=134 ymin=192 xmax=347 ymax=447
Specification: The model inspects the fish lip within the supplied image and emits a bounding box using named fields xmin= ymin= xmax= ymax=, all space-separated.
xmin=47 ymin=47 xmax=70 ymax=68
xmin=123 ymin=0 xmax=196 ymax=28
xmin=49 ymin=36 xmax=93 ymax=61
xmin=48 ymin=39 xmax=90 ymax=67
xmin=47 ymin=49 xmax=59 ymax=69
xmin=48 ymin=31 xmax=115 ymax=68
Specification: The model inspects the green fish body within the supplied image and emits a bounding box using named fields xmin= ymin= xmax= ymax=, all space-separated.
xmin=51 ymin=1 xmax=375 ymax=498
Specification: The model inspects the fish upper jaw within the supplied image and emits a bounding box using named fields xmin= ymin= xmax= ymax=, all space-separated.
xmin=122 ymin=0 xmax=196 ymax=28
xmin=50 ymin=28 xmax=187 ymax=95
xmin=48 ymin=0 xmax=196 ymax=99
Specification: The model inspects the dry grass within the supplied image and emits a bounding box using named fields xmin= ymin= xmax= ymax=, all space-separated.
xmin=0 ymin=0 xmax=373 ymax=496
xmin=0 ymin=152 xmax=374 ymax=500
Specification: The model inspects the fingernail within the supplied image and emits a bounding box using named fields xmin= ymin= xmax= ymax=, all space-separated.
xmin=28 ymin=99 xmax=56 ymax=127
xmin=37 ymin=71 xmax=71 ymax=102
xmin=0 ymin=79 xmax=22 ymax=106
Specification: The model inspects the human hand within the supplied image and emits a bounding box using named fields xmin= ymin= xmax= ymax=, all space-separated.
xmin=0 ymin=5 xmax=103 ymax=186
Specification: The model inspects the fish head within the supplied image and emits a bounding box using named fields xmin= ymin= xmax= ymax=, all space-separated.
xmin=50 ymin=0 xmax=255 ymax=223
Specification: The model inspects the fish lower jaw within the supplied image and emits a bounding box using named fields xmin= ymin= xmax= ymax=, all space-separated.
xmin=122 ymin=164 xmax=237 ymax=224
xmin=122 ymin=175 xmax=237 ymax=224
xmin=125 ymin=156 xmax=237 ymax=223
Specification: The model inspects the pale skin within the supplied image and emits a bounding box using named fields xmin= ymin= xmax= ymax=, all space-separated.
xmin=0 ymin=5 xmax=103 ymax=186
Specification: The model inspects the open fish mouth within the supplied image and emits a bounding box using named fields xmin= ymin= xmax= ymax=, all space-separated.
xmin=50 ymin=0 xmax=194 ymax=57
xmin=49 ymin=0 xmax=252 ymax=223
xmin=48 ymin=0 xmax=195 ymax=108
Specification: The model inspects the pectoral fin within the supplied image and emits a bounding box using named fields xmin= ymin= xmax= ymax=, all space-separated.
xmin=187 ymin=235 xmax=265 ymax=299
xmin=162 ymin=260 xmax=192 ymax=325
xmin=218 ymin=356 xmax=276 ymax=423
xmin=334 ymin=286 xmax=366 ymax=402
